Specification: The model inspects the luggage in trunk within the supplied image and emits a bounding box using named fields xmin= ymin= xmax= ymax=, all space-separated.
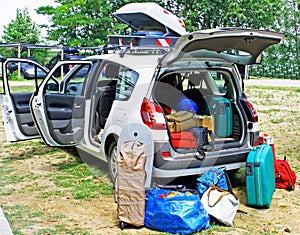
xmin=208 ymin=97 xmax=232 ymax=138
xmin=117 ymin=140 xmax=146 ymax=229
xmin=246 ymin=144 xmax=275 ymax=208
xmin=166 ymin=111 xmax=197 ymax=133
xmin=170 ymin=131 xmax=197 ymax=149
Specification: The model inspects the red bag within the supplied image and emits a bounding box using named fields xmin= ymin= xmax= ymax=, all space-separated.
xmin=170 ymin=132 xmax=196 ymax=149
xmin=274 ymin=156 xmax=297 ymax=191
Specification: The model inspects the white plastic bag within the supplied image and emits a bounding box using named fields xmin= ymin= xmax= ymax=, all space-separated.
xmin=201 ymin=185 xmax=239 ymax=226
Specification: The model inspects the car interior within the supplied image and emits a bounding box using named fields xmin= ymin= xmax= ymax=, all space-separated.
xmin=154 ymin=69 xmax=243 ymax=148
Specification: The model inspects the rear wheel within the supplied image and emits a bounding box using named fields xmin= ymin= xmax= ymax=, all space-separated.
xmin=108 ymin=140 xmax=118 ymax=183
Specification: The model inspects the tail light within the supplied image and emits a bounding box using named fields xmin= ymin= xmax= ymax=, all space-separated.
xmin=245 ymin=99 xmax=258 ymax=123
xmin=243 ymin=97 xmax=259 ymax=146
xmin=140 ymin=97 xmax=167 ymax=130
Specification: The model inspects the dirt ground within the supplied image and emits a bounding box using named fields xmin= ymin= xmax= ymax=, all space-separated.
xmin=0 ymin=84 xmax=300 ymax=235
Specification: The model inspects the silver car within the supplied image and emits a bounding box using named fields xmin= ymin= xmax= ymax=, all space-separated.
xmin=0 ymin=28 xmax=285 ymax=188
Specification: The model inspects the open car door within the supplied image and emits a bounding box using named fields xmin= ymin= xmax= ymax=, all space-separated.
xmin=159 ymin=28 xmax=285 ymax=91
xmin=0 ymin=58 xmax=48 ymax=142
xmin=30 ymin=60 xmax=93 ymax=147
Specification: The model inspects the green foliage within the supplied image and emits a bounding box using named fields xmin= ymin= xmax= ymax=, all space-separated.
xmin=2 ymin=8 xmax=40 ymax=44
xmin=249 ymin=0 xmax=299 ymax=79
xmin=0 ymin=8 xmax=49 ymax=61
xmin=36 ymin=0 xmax=163 ymax=46
xmin=37 ymin=0 xmax=112 ymax=46
xmin=163 ymin=0 xmax=284 ymax=31
xmin=1 ymin=0 xmax=298 ymax=79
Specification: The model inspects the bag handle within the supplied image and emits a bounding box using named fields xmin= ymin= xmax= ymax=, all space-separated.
xmin=207 ymin=185 xmax=230 ymax=207
xmin=152 ymin=183 xmax=186 ymax=191
xmin=207 ymin=185 xmax=238 ymax=207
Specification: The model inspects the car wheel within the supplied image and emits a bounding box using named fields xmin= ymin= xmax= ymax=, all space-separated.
xmin=108 ymin=140 xmax=118 ymax=183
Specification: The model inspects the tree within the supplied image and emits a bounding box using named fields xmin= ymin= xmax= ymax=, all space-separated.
xmin=250 ymin=0 xmax=299 ymax=79
xmin=2 ymin=8 xmax=40 ymax=44
xmin=37 ymin=0 xmax=285 ymax=45
xmin=36 ymin=0 xmax=163 ymax=46
xmin=0 ymin=8 xmax=41 ymax=58
xmin=163 ymin=0 xmax=284 ymax=31
xmin=36 ymin=0 xmax=298 ymax=79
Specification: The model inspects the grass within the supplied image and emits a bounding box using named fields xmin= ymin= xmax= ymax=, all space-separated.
xmin=0 ymin=83 xmax=299 ymax=234
xmin=0 ymin=137 xmax=114 ymax=234
xmin=246 ymin=85 xmax=300 ymax=92
xmin=50 ymin=160 xmax=113 ymax=199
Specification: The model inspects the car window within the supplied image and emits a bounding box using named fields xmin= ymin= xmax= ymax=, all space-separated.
xmin=210 ymin=71 xmax=235 ymax=97
xmin=96 ymin=62 xmax=139 ymax=101
xmin=64 ymin=65 xmax=89 ymax=95
xmin=116 ymin=66 xmax=139 ymax=101
xmin=6 ymin=60 xmax=45 ymax=93
xmin=45 ymin=63 xmax=92 ymax=95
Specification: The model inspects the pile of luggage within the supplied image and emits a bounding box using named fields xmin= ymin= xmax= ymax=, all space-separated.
xmin=165 ymin=95 xmax=233 ymax=151
xmin=116 ymin=135 xmax=297 ymax=234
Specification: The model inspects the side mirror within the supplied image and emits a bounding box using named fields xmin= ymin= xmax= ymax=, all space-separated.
xmin=46 ymin=82 xmax=59 ymax=92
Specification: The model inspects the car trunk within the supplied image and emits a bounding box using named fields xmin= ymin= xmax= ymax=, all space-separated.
xmin=153 ymin=68 xmax=245 ymax=153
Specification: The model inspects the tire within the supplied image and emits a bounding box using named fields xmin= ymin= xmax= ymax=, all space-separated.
xmin=108 ymin=140 xmax=118 ymax=183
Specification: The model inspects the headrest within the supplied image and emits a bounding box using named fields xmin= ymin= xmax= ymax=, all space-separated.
xmin=106 ymin=63 xmax=120 ymax=78
xmin=188 ymin=73 xmax=201 ymax=86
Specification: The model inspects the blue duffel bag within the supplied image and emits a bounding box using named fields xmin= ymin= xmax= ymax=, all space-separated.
xmin=196 ymin=167 xmax=231 ymax=197
xmin=144 ymin=187 xmax=210 ymax=234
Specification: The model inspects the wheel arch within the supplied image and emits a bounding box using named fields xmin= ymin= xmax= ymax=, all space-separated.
xmin=104 ymin=133 xmax=119 ymax=160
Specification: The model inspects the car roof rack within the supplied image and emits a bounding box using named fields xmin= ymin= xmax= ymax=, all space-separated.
xmin=108 ymin=35 xmax=179 ymax=48
xmin=118 ymin=46 xmax=171 ymax=57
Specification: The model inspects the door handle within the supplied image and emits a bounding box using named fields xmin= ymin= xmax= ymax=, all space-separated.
xmin=74 ymin=104 xmax=81 ymax=109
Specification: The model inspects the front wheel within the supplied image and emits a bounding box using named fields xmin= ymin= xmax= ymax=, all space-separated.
xmin=108 ymin=140 xmax=118 ymax=183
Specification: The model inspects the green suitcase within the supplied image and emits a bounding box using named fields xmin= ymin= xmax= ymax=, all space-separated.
xmin=208 ymin=97 xmax=232 ymax=137
xmin=246 ymin=144 xmax=275 ymax=208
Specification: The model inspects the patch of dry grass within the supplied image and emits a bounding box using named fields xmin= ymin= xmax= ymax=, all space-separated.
xmin=0 ymin=84 xmax=299 ymax=234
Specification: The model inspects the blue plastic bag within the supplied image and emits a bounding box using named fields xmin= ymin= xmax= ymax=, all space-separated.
xmin=177 ymin=97 xmax=197 ymax=113
xmin=144 ymin=188 xmax=210 ymax=234
xmin=197 ymin=167 xmax=229 ymax=197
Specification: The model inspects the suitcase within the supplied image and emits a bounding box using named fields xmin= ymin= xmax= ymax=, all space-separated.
xmin=208 ymin=97 xmax=232 ymax=137
xmin=166 ymin=111 xmax=197 ymax=132
xmin=117 ymin=140 xmax=146 ymax=229
xmin=194 ymin=115 xmax=214 ymax=132
xmin=246 ymin=144 xmax=275 ymax=208
xmin=170 ymin=131 xmax=197 ymax=149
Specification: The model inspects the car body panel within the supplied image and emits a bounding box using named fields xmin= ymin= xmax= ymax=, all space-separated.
xmin=160 ymin=28 xmax=285 ymax=66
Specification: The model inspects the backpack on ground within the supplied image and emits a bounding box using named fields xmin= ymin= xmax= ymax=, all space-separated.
xmin=275 ymin=156 xmax=297 ymax=191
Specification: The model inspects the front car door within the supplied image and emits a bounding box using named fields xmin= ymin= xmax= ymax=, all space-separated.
xmin=0 ymin=58 xmax=48 ymax=142
xmin=30 ymin=60 xmax=93 ymax=147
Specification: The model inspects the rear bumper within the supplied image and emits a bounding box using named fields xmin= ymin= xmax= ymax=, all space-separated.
xmin=152 ymin=162 xmax=246 ymax=178
xmin=153 ymin=141 xmax=250 ymax=178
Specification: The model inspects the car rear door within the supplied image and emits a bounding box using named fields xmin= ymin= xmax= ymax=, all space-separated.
xmin=30 ymin=60 xmax=93 ymax=147
xmin=160 ymin=28 xmax=285 ymax=66
xmin=0 ymin=58 xmax=48 ymax=142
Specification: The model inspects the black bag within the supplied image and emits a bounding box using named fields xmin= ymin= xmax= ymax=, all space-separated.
xmin=189 ymin=127 xmax=209 ymax=148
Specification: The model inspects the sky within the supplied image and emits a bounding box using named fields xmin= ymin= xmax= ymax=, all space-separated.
xmin=0 ymin=0 xmax=56 ymax=38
